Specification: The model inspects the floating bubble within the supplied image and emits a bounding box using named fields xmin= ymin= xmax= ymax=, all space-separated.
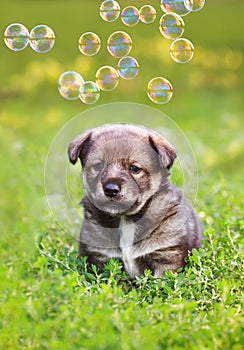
xmin=170 ymin=38 xmax=194 ymax=63
xmin=96 ymin=66 xmax=119 ymax=91
xmin=78 ymin=32 xmax=101 ymax=56
xmin=58 ymin=71 xmax=84 ymax=100
xmin=100 ymin=0 xmax=120 ymax=22
xmin=121 ymin=6 xmax=140 ymax=26
xmin=117 ymin=56 xmax=139 ymax=80
xmin=107 ymin=31 xmax=132 ymax=58
xmin=147 ymin=77 xmax=173 ymax=104
xmin=160 ymin=0 xmax=190 ymax=16
xmin=4 ymin=23 xmax=29 ymax=51
xmin=159 ymin=13 xmax=185 ymax=40
xmin=79 ymin=81 xmax=100 ymax=104
xmin=29 ymin=25 xmax=55 ymax=53
xmin=184 ymin=0 xmax=205 ymax=12
xmin=139 ymin=5 xmax=157 ymax=24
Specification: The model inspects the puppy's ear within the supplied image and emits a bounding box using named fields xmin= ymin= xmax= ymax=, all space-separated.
xmin=148 ymin=133 xmax=177 ymax=171
xmin=68 ymin=131 xmax=92 ymax=166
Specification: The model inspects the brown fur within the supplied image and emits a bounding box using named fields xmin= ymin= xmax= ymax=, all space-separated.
xmin=68 ymin=124 xmax=203 ymax=278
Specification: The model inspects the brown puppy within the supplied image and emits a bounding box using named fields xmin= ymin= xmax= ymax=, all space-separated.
xmin=68 ymin=124 xmax=203 ymax=278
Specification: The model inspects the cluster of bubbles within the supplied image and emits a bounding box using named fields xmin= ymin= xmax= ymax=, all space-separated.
xmin=59 ymin=27 xmax=139 ymax=104
xmin=59 ymin=0 xmax=205 ymax=105
xmin=4 ymin=23 xmax=55 ymax=53
xmin=157 ymin=0 xmax=204 ymax=68
xmin=97 ymin=0 xmax=204 ymax=66
xmin=100 ymin=2 xmax=157 ymax=25
xmin=58 ymin=55 xmax=139 ymax=105
xmin=4 ymin=1 xmax=205 ymax=105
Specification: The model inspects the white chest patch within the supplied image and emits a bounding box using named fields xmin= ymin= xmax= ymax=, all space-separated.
xmin=119 ymin=217 xmax=139 ymax=277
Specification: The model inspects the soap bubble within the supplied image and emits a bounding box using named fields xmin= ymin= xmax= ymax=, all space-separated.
xmin=160 ymin=0 xmax=190 ymax=17
xmin=159 ymin=13 xmax=185 ymax=40
xmin=4 ymin=23 xmax=29 ymax=51
xmin=107 ymin=31 xmax=132 ymax=58
xmin=58 ymin=71 xmax=84 ymax=100
xmin=121 ymin=6 xmax=140 ymax=26
xmin=139 ymin=5 xmax=157 ymax=24
xmin=184 ymin=0 xmax=205 ymax=12
xmin=117 ymin=56 xmax=139 ymax=80
xmin=96 ymin=66 xmax=119 ymax=91
xmin=170 ymin=38 xmax=194 ymax=63
xmin=147 ymin=77 xmax=173 ymax=104
xmin=79 ymin=81 xmax=100 ymax=104
xmin=100 ymin=0 xmax=120 ymax=22
xmin=78 ymin=32 xmax=101 ymax=56
xmin=29 ymin=25 xmax=55 ymax=53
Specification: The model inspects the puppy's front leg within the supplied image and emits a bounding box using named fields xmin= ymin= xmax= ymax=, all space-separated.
xmin=151 ymin=248 xmax=187 ymax=277
xmin=79 ymin=242 xmax=109 ymax=273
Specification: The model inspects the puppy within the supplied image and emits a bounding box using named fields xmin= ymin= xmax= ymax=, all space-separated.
xmin=68 ymin=124 xmax=203 ymax=278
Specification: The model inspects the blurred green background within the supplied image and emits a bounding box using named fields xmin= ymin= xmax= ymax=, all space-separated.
xmin=0 ymin=0 xmax=243 ymax=250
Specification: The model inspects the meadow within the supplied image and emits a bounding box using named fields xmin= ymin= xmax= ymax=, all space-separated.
xmin=0 ymin=1 xmax=243 ymax=349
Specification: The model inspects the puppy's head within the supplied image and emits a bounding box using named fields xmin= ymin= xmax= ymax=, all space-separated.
xmin=68 ymin=124 xmax=176 ymax=216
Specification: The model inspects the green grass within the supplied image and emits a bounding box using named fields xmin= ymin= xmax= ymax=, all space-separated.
xmin=0 ymin=1 xmax=244 ymax=349
xmin=1 ymin=192 xmax=243 ymax=349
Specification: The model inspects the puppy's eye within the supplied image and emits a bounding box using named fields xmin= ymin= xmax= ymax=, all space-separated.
xmin=91 ymin=162 xmax=104 ymax=172
xmin=129 ymin=165 xmax=142 ymax=174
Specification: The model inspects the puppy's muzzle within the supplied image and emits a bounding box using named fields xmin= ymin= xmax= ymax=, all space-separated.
xmin=103 ymin=182 xmax=121 ymax=198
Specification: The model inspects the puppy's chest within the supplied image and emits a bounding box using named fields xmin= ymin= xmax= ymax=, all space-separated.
xmin=119 ymin=217 xmax=139 ymax=277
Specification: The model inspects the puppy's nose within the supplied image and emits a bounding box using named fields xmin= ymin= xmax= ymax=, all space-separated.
xmin=103 ymin=183 xmax=121 ymax=198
